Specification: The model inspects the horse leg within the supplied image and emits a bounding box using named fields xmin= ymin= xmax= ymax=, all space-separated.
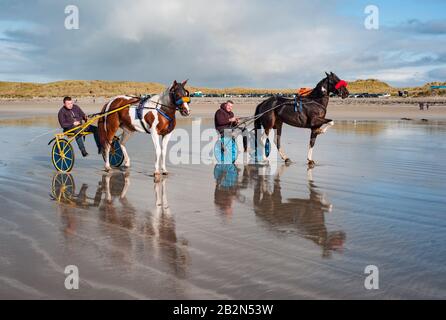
xmin=307 ymin=130 xmax=318 ymax=167
xmin=151 ymin=131 xmax=162 ymax=181
xmin=315 ymin=119 xmax=334 ymax=134
xmin=104 ymin=143 xmax=112 ymax=171
xmin=101 ymin=114 xmax=119 ymax=172
xmin=120 ymin=128 xmax=133 ymax=168
xmin=274 ymin=121 xmax=290 ymax=163
xmin=161 ymin=132 xmax=172 ymax=175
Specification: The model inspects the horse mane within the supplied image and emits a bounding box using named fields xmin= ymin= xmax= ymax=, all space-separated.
xmin=308 ymin=77 xmax=328 ymax=99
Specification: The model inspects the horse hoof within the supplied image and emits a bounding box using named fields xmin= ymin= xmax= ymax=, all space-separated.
xmin=307 ymin=160 xmax=316 ymax=168
xmin=153 ymin=172 xmax=161 ymax=183
xmin=105 ymin=166 xmax=111 ymax=172
xmin=162 ymin=171 xmax=169 ymax=176
xmin=284 ymin=158 xmax=292 ymax=164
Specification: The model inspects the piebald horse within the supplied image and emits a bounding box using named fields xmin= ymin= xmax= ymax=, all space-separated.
xmin=254 ymin=72 xmax=349 ymax=167
xmin=98 ymin=80 xmax=190 ymax=178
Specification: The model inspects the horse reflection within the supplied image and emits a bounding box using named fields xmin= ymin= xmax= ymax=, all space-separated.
xmin=140 ymin=178 xmax=189 ymax=277
xmin=50 ymin=172 xmax=189 ymax=276
xmin=97 ymin=171 xmax=136 ymax=230
xmin=213 ymin=165 xmax=346 ymax=257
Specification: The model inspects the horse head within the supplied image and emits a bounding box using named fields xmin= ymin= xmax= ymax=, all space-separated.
xmin=170 ymin=80 xmax=191 ymax=116
xmin=325 ymin=72 xmax=349 ymax=99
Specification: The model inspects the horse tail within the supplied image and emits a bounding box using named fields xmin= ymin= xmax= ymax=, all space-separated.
xmin=97 ymin=104 xmax=108 ymax=152
xmin=254 ymin=96 xmax=275 ymax=129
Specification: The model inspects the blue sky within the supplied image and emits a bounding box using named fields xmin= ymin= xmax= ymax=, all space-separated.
xmin=0 ymin=0 xmax=445 ymax=87
xmin=339 ymin=0 xmax=446 ymax=24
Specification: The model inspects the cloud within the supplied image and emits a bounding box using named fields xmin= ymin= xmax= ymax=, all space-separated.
xmin=0 ymin=0 xmax=445 ymax=87
xmin=427 ymin=67 xmax=446 ymax=80
xmin=397 ymin=19 xmax=446 ymax=35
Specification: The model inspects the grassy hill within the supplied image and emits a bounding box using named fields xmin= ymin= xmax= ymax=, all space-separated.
xmin=404 ymin=81 xmax=446 ymax=97
xmin=346 ymin=79 xmax=395 ymax=94
xmin=0 ymin=79 xmax=443 ymax=98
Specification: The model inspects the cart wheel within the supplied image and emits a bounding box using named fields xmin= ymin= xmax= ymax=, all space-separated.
xmin=214 ymin=136 xmax=238 ymax=164
xmin=52 ymin=139 xmax=74 ymax=172
xmin=102 ymin=136 xmax=125 ymax=167
xmin=265 ymin=137 xmax=271 ymax=158
xmin=51 ymin=173 xmax=75 ymax=202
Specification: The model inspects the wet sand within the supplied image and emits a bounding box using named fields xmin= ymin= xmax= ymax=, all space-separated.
xmin=0 ymin=108 xmax=446 ymax=299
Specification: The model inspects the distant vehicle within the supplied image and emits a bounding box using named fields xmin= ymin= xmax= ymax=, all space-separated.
xmin=378 ymin=93 xmax=391 ymax=98
xmin=191 ymin=91 xmax=203 ymax=97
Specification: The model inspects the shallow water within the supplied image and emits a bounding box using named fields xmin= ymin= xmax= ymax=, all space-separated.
xmin=0 ymin=118 xmax=445 ymax=299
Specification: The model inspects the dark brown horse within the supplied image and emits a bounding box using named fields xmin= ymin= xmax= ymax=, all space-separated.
xmin=254 ymin=72 xmax=349 ymax=166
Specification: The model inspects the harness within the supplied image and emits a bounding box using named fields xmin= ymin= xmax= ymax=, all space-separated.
xmin=136 ymin=95 xmax=152 ymax=134
xmin=133 ymin=93 xmax=190 ymax=134
xmin=156 ymin=108 xmax=175 ymax=131
xmin=294 ymin=95 xmax=303 ymax=113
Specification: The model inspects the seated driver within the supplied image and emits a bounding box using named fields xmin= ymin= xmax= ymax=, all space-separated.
xmin=214 ymin=100 xmax=247 ymax=152
xmin=57 ymin=96 xmax=101 ymax=157
xmin=214 ymin=100 xmax=239 ymax=134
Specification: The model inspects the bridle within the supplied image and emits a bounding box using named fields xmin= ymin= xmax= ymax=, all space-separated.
xmin=169 ymin=88 xmax=191 ymax=110
xmin=323 ymin=76 xmax=348 ymax=96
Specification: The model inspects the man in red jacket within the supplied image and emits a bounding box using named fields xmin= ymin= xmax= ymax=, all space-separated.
xmin=58 ymin=96 xmax=101 ymax=157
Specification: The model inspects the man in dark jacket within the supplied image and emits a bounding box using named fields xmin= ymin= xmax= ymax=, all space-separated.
xmin=58 ymin=96 xmax=101 ymax=157
xmin=214 ymin=100 xmax=239 ymax=134
xmin=214 ymin=100 xmax=247 ymax=152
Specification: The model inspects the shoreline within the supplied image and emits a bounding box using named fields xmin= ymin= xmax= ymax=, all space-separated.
xmin=1 ymin=97 xmax=446 ymax=121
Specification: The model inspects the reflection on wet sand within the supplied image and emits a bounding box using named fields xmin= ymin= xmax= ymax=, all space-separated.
xmin=331 ymin=121 xmax=387 ymax=135
xmin=214 ymin=164 xmax=345 ymax=257
xmin=50 ymin=171 xmax=189 ymax=277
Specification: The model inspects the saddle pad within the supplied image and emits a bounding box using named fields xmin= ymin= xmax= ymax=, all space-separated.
xmin=297 ymin=88 xmax=313 ymax=96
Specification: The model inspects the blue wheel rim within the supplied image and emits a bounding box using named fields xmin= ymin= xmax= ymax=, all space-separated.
xmin=52 ymin=140 xmax=74 ymax=172
xmin=214 ymin=136 xmax=238 ymax=164
xmin=265 ymin=138 xmax=271 ymax=158
xmin=109 ymin=139 xmax=124 ymax=167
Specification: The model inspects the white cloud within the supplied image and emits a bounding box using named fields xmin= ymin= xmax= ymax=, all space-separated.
xmin=0 ymin=0 xmax=445 ymax=87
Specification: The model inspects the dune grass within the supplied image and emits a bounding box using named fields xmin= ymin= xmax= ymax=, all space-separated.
xmin=0 ymin=79 xmax=444 ymax=98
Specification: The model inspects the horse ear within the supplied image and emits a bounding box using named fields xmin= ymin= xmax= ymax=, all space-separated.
xmin=325 ymin=72 xmax=329 ymax=77
xmin=173 ymin=80 xmax=178 ymax=86
xmin=182 ymin=79 xmax=188 ymax=86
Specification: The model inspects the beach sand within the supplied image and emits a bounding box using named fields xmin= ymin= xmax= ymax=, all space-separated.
xmin=1 ymin=97 xmax=446 ymax=120
xmin=0 ymin=99 xmax=445 ymax=299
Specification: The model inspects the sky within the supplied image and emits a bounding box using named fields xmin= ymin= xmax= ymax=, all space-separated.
xmin=0 ymin=0 xmax=445 ymax=88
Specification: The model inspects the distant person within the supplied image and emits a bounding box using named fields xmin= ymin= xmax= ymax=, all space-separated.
xmin=214 ymin=100 xmax=247 ymax=152
xmin=419 ymin=102 xmax=424 ymax=110
xmin=426 ymin=103 xmax=429 ymax=110
xmin=58 ymin=96 xmax=101 ymax=157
